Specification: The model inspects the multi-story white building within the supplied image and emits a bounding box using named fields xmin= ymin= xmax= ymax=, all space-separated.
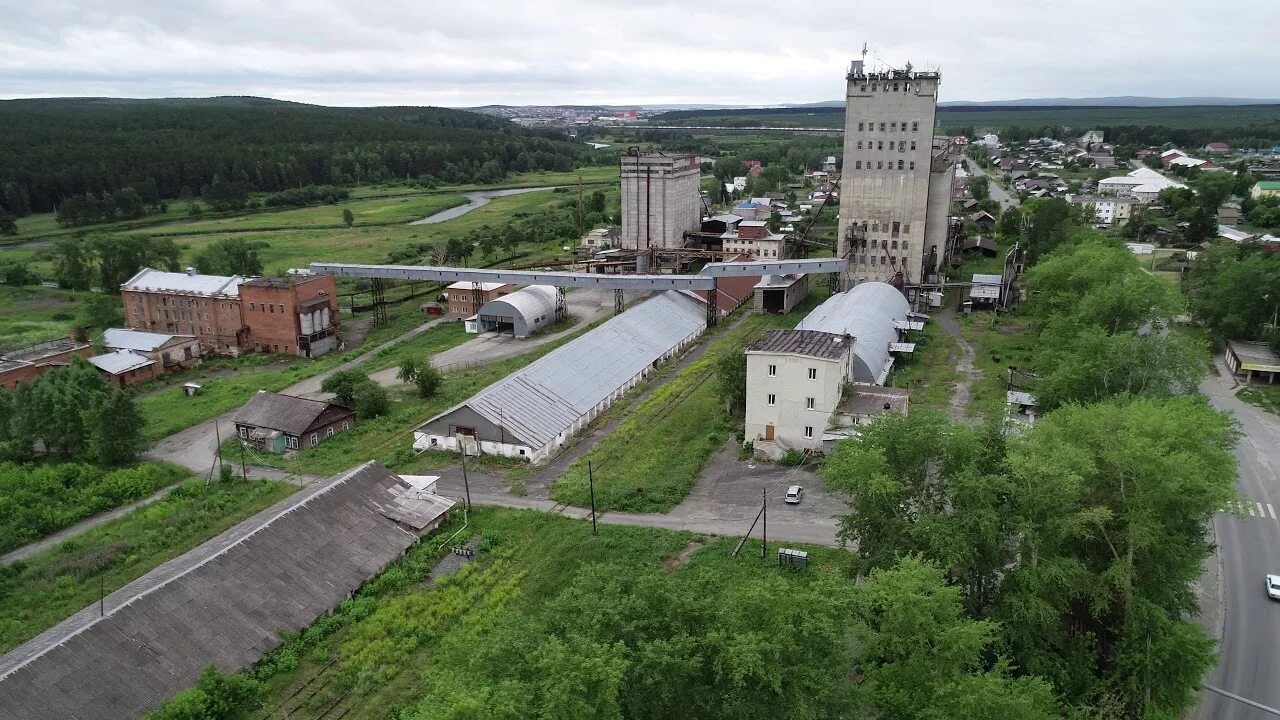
xmin=836 ymin=58 xmax=955 ymax=287
xmin=745 ymin=329 xmax=852 ymax=456
xmin=1069 ymin=195 xmax=1138 ymax=227
xmin=619 ymin=152 xmax=701 ymax=250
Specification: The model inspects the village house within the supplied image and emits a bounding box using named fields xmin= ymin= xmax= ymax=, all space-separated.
xmin=233 ymin=390 xmax=357 ymax=454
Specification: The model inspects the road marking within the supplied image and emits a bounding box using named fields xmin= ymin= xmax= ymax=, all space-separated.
xmin=1269 ymin=503 xmax=1277 ymax=519
xmin=1260 ymin=502 xmax=1268 ymax=518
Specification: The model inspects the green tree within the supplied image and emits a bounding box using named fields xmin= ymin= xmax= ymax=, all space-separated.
xmin=714 ymin=351 xmax=747 ymax=416
xmin=85 ymin=389 xmax=146 ymax=466
xmin=352 ymin=381 xmax=390 ymax=419
xmin=191 ymin=237 xmax=264 ymax=276
xmin=88 ymin=234 xmax=181 ymax=290
xmin=413 ymin=363 xmax=443 ymax=399
xmin=853 ymin=557 xmax=1058 ymax=720
xmin=1 ymin=262 xmax=32 ymax=286
xmin=79 ymin=293 xmax=125 ymax=330
xmin=996 ymin=207 xmax=1022 ymax=239
xmin=342 ymin=208 xmax=355 ymax=227
xmin=969 ymin=175 xmax=991 ymax=202
xmin=1185 ymin=244 xmax=1280 ymax=341
xmin=396 ymin=358 xmax=421 ymax=384
xmin=1191 ymin=171 xmax=1236 ymax=212
xmin=113 ymin=187 xmax=146 ymax=220
xmin=0 ymin=210 xmax=16 ymax=236
xmin=319 ymin=369 xmax=368 ymax=407
xmin=52 ymin=236 xmax=95 ymax=290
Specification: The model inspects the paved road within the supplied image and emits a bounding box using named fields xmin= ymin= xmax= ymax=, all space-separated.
xmin=968 ymin=161 xmax=1019 ymax=211
xmin=409 ymin=186 xmax=561 ymax=225
xmin=1194 ymin=361 xmax=1280 ymax=718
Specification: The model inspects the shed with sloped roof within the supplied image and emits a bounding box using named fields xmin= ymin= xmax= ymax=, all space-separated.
xmin=413 ymin=290 xmax=706 ymax=463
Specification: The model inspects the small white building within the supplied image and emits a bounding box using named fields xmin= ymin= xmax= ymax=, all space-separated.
xmin=745 ymin=329 xmax=853 ymax=458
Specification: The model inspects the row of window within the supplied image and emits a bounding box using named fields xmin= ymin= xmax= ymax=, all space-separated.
xmin=238 ymin=420 xmax=351 ymax=449
xmin=767 ymin=364 xmax=819 ymax=380
xmin=856 ymin=120 xmax=920 ymax=132
xmin=856 ymin=140 xmax=917 ymax=152
xmin=247 ymin=302 xmax=286 ymax=314
xmin=853 ymin=160 xmax=916 ymax=171
xmin=856 ymin=255 xmax=900 ymax=266
xmin=853 ymin=220 xmax=911 ymax=237
xmin=765 ymin=394 xmax=818 ymax=411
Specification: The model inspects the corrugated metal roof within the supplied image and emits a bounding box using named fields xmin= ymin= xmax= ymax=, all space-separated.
xmin=0 ymin=462 xmax=453 ymax=720
xmin=121 ymin=268 xmax=245 ymax=296
xmin=746 ymin=329 xmax=850 ymax=360
xmin=234 ymin=391 xmax=350 ymax=435
xmin=422 ymin=291 xmax=705 ymax=450
xmin=795 ymin=282 xmax=909 ymax=384
xmin=972 ymin=274 xmax=1002 ymax=285
xmin=478 ymin=285 xmax=557 ymax=327
xmin=447 ymin=281 xmax=509 ymax=291
xmin=87 ymin=350 xmax=154 ymax=375
xmin=102 ymin=328 xmax=192 ymax=352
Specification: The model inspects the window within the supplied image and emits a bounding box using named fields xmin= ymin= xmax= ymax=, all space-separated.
xmin=239 ymin=427 xmax=248 ymax=439
xmin=767 ymin=393 xmax=776 ymax=406
xmin=900 ymin=119 xmax=907 ymax=129
xmin=912 ymin=121 xmax=919 ymax=132
xmin=909 ymin=162 xmax=916 ymax=171
xmin=893 ymin=83 xmax=899 ymax=92
xmin=898 ymin=160 xmax=904 ymax=170
xmin=269 ymin=304 xmax=274 ymax=313
xmin=892 ymin=222 xmax=900 ymax=238
xmin=877 ymin=141 xmax=883 ymax=150
xmin=806 ymin=397 xmax=815 ymax=410
xmin=911 ymin=141 xmax=917 ymax=151
xmin=279 ymin=304 xmax=285 ymax=312
xmin=858 ymin=122 xmax=864 ymax=131
xmin=903 ymin=223 xmax=910 ymax=234
xmin=855 ymin=161 xmax=862 ymax=169
xmin=890 ymin=122 xmax=897 ymax=131
xmin=310 ymin=433 xmax=319 ymax=447
xmin=879 ymin=122 xmax=886 ymax=131
xmin=326 ymin=426 xmax=335 ymax=438
xmin=249 ymin=302 xmax=255 ymax=311
xmin=286 ymin=436 xmax=298 ymax=450
xmin=807 ymin=367 xmax=817 ymax=380
xmin=804 ymin=426 xmax=814 ymax=438
xmin=857 ymin=140 xmax=862 ymax=150
xmin=877 ymin=161 xmax=883 ymax=170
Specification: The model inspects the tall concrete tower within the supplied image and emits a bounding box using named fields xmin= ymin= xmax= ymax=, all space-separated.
xmin=619 ymin=151 xmax=702 ymax=250
xmin=837 ymin=58 xmax=954 ymax=288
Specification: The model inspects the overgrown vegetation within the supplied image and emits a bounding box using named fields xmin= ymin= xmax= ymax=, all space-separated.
xmin=0 ymin=461 xmax=186 ymax=554
xmin=0 ymin=477 xmax=294 ymax=653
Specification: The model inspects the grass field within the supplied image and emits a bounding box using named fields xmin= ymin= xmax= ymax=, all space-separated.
xmin=552 ymin=288 xmax=831 ymax=513
xmin=885 ymin=319 xmax=959 ymax=412
xmin=957 ymin=313 xmax=1038 ymax=421
xmin=134 ymin=194 xmax=468 ymax=236
xmin=205 ymin=507 xmax=848 ymax=720
xmin=0 ymin=478 xmax=296 ymax=655
xmin=0 ymin=285 xmax=92 ymax=352
xmin=1239 ymin=384 xmax=1280 ymax=415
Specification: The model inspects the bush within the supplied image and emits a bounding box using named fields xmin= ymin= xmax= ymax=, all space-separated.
xmin=779 ymin=449 xmax=807 ymax=467
xmin=148 ymin=665 xmax=262 ymax=720
xmin=353 ymin=382 xmax=390 ymax=419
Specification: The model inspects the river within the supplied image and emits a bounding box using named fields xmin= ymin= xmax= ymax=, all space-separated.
xmin=409 ymin=186 xmax=563 ymax=225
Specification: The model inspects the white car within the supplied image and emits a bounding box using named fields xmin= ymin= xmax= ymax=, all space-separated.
xmin=785 ymin=485 xmax=804 ymax=504
xmin=1268 ymin=575 xmax=1280 ymax=601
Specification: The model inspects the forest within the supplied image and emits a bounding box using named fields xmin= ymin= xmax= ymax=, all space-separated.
xmin=0 ymin=97 xmax=602 ymax=216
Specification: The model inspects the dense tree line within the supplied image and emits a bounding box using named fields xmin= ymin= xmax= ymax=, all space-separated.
xmin=0 ymin=99 xmax=600 ymax=216
xmin=0 ymin=357 xmax=146 ymax=466
xmin=1186 ymin=243 xmax=1280 ymax=346
xmin=52 ymin=234 xmax=181 ymax=290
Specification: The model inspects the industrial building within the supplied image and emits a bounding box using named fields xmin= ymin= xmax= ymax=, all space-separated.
xmin=102 ymin=328 xmax=200 ymax=372
xmin=121 ymin=268 xmax=340 ymax=357
xmin=445 ymin=281 xmax=514 ymax=318
xmin=754 ymin=274 xmax=809 ymax=314
xmin=472 ymin=285 xmax=558 ymax=337
xmin=0 ymin=462 xmax=453 ymax=720
xmin=414 ymin=290 xmax=706 ymax=462
xmin=745 ymin=282 xmax=916 ymax=459
xmin=619 ymin=151 xmax=702 ymax=250
xmin=836 ymin=56 xmax=956 ymax=287
xmin=0 ymin=335 xmax=93 ymax=390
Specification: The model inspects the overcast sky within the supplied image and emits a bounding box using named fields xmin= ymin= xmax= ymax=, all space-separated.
xmin=3 ymin=0 xmax=1278 ymax=107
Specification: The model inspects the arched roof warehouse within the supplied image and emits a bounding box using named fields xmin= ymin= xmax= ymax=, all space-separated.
xmin=477 ymin=285 xmax=558 ymax=337
xmin=795 ymin=282 xmax=909 ymax=384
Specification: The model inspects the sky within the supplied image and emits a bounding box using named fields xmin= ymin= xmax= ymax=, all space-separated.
xmin=2 ymin=0 xmax=1278 ymax=108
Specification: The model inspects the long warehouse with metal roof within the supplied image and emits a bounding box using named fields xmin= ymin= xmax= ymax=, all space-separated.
xmin=414 ymin=290 xmax=706 ymax=463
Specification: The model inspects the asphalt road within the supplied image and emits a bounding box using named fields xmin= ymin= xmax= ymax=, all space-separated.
xmin=967 ymin=161 xmax=1019 ymax=211
xmin=1195 ymin=363 xmax=1280 ymax=718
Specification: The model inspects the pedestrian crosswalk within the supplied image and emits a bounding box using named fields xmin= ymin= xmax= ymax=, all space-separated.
xmin=1219 ymin=499 xmax=1278 ymax=520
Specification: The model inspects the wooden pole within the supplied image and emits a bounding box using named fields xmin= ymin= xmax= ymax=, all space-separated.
xmin=460 ymin=442 xmax=471 ymax=511
xmin=761 ymin=488 xmax=767 ymax=560
xmin=588 ymin=460 xmax=598 ymax=535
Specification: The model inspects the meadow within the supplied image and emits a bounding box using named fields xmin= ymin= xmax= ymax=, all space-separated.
xmin=0 ymin=285 xmax=92 ymax=351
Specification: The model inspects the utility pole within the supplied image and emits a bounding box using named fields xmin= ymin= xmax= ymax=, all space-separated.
xmin=588 ymin=460 xmax=598 ymax=535
xmin=761 ymin=488 xmax=768 ymax=560
xmin=99 ymin=577 xmax=104 ymax=617
xmin=459 ymin=441 xmax=472 ymax=511
xmin=237 ymin=435 xmax=248 ymax=480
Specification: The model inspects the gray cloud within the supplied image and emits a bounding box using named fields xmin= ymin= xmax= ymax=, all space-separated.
xmin=1 ymin=0 xmax=1277 ymax=106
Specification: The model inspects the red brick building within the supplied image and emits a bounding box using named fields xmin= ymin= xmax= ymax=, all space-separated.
xmin=237 ymin=274 xmax=340 ymax=357
xmin=87 ymin=349 xmax=159 ymax=388
xmin=121 ymin=268 xmax=247 ymax=354
xmin=445 ymin=281 xmax=514 ymax=318
xmin=121 ymin=268 xmax=341 ymax=358
xmin=0 ymin=335 xmax=94 ymax=390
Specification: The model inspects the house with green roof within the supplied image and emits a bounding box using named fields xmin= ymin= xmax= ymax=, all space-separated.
xmin=1252 ymin=180 xmax=1280 ymax=200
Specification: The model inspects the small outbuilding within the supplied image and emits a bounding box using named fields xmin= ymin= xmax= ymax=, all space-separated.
xmin=233 ymin=390 xmax=357 ymax=453
xmin=87 ymin=349 xmax=158 ymax=388
xmin=1225 ymin=340 xmax=1280 ymax=385
xmin=473 ymin=285 xmax=558 ymax=338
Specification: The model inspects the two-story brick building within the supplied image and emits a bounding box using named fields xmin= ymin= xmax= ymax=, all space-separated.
xmin=445 ymin=281 xmax=514 ymax=318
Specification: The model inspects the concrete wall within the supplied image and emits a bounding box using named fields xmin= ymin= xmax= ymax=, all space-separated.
xmin=744 ymin=350 xmax=849 ymax=458
xmin=923 ymin=163 xmax=955 ymax=282
xmin=620 ymin=154 xmax=701 ymax=250
xmin=837 ymin=69 xmax=941 ymax=285
xmin=753 ymin=275 xmax=809 ymax=314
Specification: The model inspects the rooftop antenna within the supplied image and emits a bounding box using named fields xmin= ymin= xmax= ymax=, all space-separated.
xmin=861 ymin=42 xmax=868 ymax=63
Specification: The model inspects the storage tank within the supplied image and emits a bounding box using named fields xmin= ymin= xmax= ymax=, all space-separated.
xmin=300 ymin=310 xmax=314 ymax=335
xmin=320 ymin=306 xmax=331 ymax=329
